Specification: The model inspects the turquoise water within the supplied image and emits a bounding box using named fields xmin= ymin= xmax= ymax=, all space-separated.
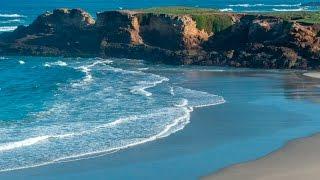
xmin=0 ymin=56 xmax=319 ymax=179
xmin=0 ymin=56 xmax=225 ymax=172
xmin=0 ymin=0 xmax=320 ymax=179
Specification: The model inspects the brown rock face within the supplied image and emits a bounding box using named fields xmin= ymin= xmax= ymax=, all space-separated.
xmin=30 ymin=8 xmax=95 ymax=33
xmin=204 ymin=15 xmax=320 ymax=69
xmin=0 ymin=8 xmax=319 ymax=69
xmin=95 ymin=11 xmax=142 ymax=44
xmin=138 ymin=13 xmax=209 ymax=50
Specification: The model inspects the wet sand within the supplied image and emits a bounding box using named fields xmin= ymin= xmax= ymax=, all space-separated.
xmin=204 ymin=134 xmax=320 ymax=180
xmin=304 ymin=72 xmax=320 ymax=79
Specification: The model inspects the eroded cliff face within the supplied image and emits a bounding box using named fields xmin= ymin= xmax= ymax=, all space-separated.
xmin=203 ymin=15 xmax=320 ymax=69
xmin=138 ymin=13 xmax=209 ymax=50
xmin=0 ymin=8 xmax=319 ymax=69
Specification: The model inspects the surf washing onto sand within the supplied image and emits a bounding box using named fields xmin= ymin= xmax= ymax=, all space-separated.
xmin=0 ymin=56 xmax=225 ymax=172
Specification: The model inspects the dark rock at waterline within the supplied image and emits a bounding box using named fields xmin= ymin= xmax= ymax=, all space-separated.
xmin=0 ymin=8 xmax=319 ymax=69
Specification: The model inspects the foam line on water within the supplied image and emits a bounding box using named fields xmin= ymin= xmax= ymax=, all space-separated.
xmin=272 ymin=8 xmax=305 ymax=12
xmin=0 ymin=58 xmax=226 ymax=173
xmin=0 ymin=136 xmax=50 ymax=152
xmin=72 ymin=58 xmax=113 ymax=86
xmin=130 ymin=77 xmax=169 ymax=97
xmin=0 ymin=13 xmax=25 ymax=18
xmin=228 ymin=3 xmax=302 ymax=7
xmin=18 ymin=60 xmax=25 ymax=64
xmin=219 ymin=8 xmax=233 ymax=12
xmin=0 ymin=19 xmax=22 ymax=23
xmin=0 ymin=57 xmax=9 ymax=60
xmin=0 ymin=26 xmax=17 ymax=32
xmin=44 ymin=61 xmax=67 ymax=67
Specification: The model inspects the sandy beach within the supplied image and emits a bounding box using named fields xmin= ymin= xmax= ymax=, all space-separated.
xmin=303 ymin=72 xmax=320 ymax=79
xmin=204 ymin=134 xmax=320 ymax=180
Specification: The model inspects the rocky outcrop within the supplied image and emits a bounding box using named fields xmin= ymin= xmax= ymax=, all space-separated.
xmin=203 ymin=15 xmax=320 ymax=69
xmin=0 ymin=8 xmax=319 ymax=69
xmin=138 ymin=13 xmax=209 ymax=50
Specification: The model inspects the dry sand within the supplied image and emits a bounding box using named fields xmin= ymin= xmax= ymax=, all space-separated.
xmin=204 ymin=134 xmax=320 ymax=180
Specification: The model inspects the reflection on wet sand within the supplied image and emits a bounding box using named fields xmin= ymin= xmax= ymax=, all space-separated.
xmin=182 ymin=68 xmax=320 ymax=104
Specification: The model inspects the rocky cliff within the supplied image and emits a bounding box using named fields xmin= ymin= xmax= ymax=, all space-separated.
xmin=0 ymin=8 xmax=319 ymax=69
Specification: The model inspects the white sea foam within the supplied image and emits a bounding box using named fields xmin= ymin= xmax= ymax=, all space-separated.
xmin=0 ymin=132 xmax=77 ymax=153
xmin=174 ymin=98 xmax=189 ymax=107
xmin=0 ymin=57 xmax=8 ymax=60
xmin=0 ymin=58 xmax=226 ymax=173
xmin=18 ymin=60 xmax=25 ymax=64
xmin=169 ymin=86 xmax=175 ymax=96
xmin=0 ymin=26 xmax=17 ymax=32
xmin=0 ymin=13 xmax=25 ymax=18
xmin=272 ymin=8 xmax=305 ymax=12
xmin=44 ymin=61 xmax=67 ymax=67
xmin=72 ymin=58 xmax=113 ymax=87
xmin=130 ymin=76 xmax=169 ymax=97
xmin=219 ymin=8 xmax=233 ymax=12
xmin=0 ymin=136 xmax=50 ymax=152
xmin=0 ymin=19 xmax=22 ymax=23
xmin=228 ymin=3 xmax=302 ymax=7
xmin=137 ymin=67 xmax=149 ymax=71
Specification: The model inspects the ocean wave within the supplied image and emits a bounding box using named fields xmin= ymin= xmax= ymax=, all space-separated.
xmin=50 ymin=88 xmax=225 ymax=163
xmin=44 ymin=61 xmax=67 ymax=67
xmin=228 ymin=3 xmax=302 ymax=7
xmin=0 ymin=136 xmax=50 ymax=152
xmin=0 ymin=26 xmax=17 ymax=32
xmin=0 ymin=13 xmax=25 ymax=18
xmin=72 ymin=58 xmax=113 ymax=87
xmin=174 ymin=98 xmax=189 ymax=107
xmin=137 ymin=67 xmax=149 ymax=71
xmin=0 ymin=57 xmax=9 ymax=60
xmin=272 ymin=8 xmax=305 ymax=12
xmin=0 ymin=19 xmax=22 ymax=24
xmin=130 ymin=76 xmax=169 ymax=97
xmin=0 ymin=58 xmax=226 ymax=173
xmin=18 ymin=60 xmax=25 ymax=64
xmin=219 ymin=8 xmax=233 ymax=12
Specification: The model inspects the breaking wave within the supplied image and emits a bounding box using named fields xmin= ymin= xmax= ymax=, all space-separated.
xmin=0 ymin=57 xmax=225 ymax=172
xmin=219 ymin=8 xmax=233 ymax=12
xmin=272 ymin=8 xmax=305 ymax=12
xmin=44 ymin=61 xmax=68 ymax=67
xmin=0 ymin=26 xmax=17 ymax=32
xmin=228 ymin=3 xmax=302 ymax=7
xmin=0 ymin=19 xmax=22 ymax=24
xmin=0 ymin=13 xmax=25 ymax=18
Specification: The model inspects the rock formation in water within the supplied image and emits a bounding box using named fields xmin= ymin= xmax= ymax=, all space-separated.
xmin=0 ymin=8 xmax=319 ymax=69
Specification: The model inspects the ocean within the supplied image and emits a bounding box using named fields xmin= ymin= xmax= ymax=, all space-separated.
xmin=0 ymin=1 xmax=320 ymax=179
xmin=0 ymin=56 xmax=319 ymax=179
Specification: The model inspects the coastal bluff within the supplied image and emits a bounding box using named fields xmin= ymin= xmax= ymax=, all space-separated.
xmin=0 ymin=8 xmax=319 ymax=69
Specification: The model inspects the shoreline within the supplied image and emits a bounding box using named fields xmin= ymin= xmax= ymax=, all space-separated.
xmin=204 ymin=133 xmax=320 ymax=180
xmin=0 ymin=68 xmax=319 ymax=179
xmin=303 ymin=72 xmax=320 ymax=79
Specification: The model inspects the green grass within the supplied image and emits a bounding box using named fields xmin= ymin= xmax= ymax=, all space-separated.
xmin=260 ymin=11 xmax=320 ymax=24
xmin=141 ymin=7 xmax=220 ymax=15
xmin=139 ymin=7 xmax=320 ymax=33
xmin=139 ymin=7 xmax=234 ymax=34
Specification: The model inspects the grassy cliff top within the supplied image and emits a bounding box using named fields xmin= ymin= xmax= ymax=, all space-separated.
xmin=139 ymin=7 xmax=234 ymax=34
xmin=138 ymin=7 xmax=320 ymax=33
xmin=141 ymin=6 xmax=221 ymax=15
xmin=263 ymin=11 xmax=320 ymax=24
